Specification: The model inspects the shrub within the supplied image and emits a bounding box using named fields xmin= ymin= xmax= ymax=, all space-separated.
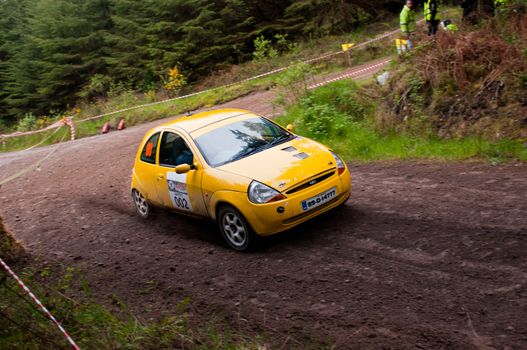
xmin=274 ymin=62 xmax=315 ymax=108
xmin=163 ymin=66 xmax=186 ymax=96
xmin=252 ymin=36 xmax=278 ymax=62
xmin=16 ymin=113 xmax=38 ymax=132
xmin=78 ymin=74 xmax=113 ymax=100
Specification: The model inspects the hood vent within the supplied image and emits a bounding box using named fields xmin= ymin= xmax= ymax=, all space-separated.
xmin=293 ymin=152 xmax=309 ymax=160
xmin=281 ymin=146 xmax=297 ymax=152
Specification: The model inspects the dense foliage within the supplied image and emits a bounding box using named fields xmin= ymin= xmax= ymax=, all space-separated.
xmin=0 ymin=0 xmax=397 ymax=124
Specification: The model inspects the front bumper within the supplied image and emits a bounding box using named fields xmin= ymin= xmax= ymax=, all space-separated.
xmin=212 ymin=168 xmax=351 ymax=236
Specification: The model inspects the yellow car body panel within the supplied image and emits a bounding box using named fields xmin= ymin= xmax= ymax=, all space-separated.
xmin=218 ymin=136 xmax=336 ymax=192
xmin=131 ymin=108 xmax=351 ymax=240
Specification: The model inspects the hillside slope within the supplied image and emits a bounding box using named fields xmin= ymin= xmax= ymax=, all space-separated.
xmin=379 ymin=2 xmax=527 ymax=140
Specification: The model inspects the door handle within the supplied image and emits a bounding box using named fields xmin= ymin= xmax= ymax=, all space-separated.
xmin=156 ymin=173 xmax=164 ymax=181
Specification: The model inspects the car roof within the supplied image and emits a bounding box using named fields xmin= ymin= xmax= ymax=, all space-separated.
xmin=160 ymin=108 xmax=257 ymax=134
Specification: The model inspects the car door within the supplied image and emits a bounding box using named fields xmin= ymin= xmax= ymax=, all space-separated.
xmin=134 ymin=131 xmax=163 ymax=205
xmin=156 ymin=130 xmax=207 ymax=216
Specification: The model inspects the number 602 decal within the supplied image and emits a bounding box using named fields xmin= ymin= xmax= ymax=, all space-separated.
xmin=174 ymin=196 xmax=190 ymax=210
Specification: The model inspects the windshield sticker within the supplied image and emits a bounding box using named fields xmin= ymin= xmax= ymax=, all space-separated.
xmin=167 ymin=172 xmax=193 ymax=211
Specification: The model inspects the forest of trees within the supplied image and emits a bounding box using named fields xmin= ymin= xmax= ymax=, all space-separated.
xmin=0 ymin=0 xmax=403 ymax=125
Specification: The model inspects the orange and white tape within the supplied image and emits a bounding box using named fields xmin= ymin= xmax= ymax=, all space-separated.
xmin=308 ymin=59 xmax=392 ymax=89
xmin=0 ymin=124 xmax=64 ymax=156
xmin=0 ymin=257 xmax=80 ymax=349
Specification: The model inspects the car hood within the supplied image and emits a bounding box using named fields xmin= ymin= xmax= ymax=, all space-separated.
xmin=217 ymin=137 xmax=336 ymax=191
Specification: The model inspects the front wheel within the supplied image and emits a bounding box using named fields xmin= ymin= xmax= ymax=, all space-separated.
xmin=217 ymin=205 xmax=257 ymax=252
xmin=132 ymin=189 xmax=150 ymax=219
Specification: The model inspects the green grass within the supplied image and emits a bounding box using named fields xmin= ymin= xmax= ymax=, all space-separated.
xmin=275 ymin=80 xmax=527 ymax=163
xmin=0 ymin=262 xmax=267 ymax=350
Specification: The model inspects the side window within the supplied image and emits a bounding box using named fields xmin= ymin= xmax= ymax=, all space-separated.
xmin=159 ymin=132 xmax=194 ymax=167
xmin=140 ymin=132 xmax=160 ymax=164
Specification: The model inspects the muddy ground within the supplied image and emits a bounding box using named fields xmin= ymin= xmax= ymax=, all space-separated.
xmin=0 ymin=70 xmax=526 ymax=349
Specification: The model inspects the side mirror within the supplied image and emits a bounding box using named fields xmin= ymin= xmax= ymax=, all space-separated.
xmin=175 ymin=163 xmax=197 ymax=174
xmin=286 ymin=124 xmax=295 ymax=132
xmin=175 ymin=164 xmax=191 ymax=174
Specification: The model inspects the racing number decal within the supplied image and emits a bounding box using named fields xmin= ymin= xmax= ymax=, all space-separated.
xmin=166 ymin=172 xmax=193 ymax=212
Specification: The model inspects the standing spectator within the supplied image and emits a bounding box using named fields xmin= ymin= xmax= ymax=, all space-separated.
xmin=400 ymin=0 xmax=417 ymax=49
xmin=424 ymin=0 xmax=440 ymax=36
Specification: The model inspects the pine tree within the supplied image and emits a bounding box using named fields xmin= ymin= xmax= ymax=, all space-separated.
xmin=0 ymin=0 xmax=35 ymax=121
xmin=167 ymin=0 xmax=226 ymax=77
xmin=109 ymin=0 xmax=227 ymax=87
xmin=106 ymin=0 xmax=151 ymax=88
xmin=2 ymin=0 xmax=112 ymax=117
xmin=284 ymin=0 xmax=369 ymax=37
xmin=0 ymin=0 xmax=40 ymax=119
xmin=218 ymin=0 xmax=258 ymax=63
xmin=30 ymin=0 xmax=111 ymax=110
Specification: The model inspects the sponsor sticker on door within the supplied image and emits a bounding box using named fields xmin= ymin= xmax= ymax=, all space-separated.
xmin=167 ymin=172 xmax=193 ymax=211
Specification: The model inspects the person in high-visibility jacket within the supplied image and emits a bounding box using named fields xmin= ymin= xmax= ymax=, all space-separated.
xmin=494 ymin=0 xmax=508 ymax=12
xmin=400 ymin=0 xmax=416 ymax=49
xmin=424 ymin=0 xmax=440 ymax=36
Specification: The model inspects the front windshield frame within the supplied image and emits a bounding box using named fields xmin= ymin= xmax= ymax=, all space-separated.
xmin=194 ymin=117 xmax=294 ymax=168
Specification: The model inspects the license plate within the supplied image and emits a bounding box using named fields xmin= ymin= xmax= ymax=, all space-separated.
xmin=301 ymin=187 xmax=337 ymax=212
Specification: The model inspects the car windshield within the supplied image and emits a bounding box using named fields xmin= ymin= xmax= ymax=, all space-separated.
xmin=194 ymin=117 xmax=294 ymax=167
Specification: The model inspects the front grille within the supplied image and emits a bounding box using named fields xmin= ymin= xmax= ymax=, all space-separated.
xmin=286 ymin=171 xmax=335 ymax=195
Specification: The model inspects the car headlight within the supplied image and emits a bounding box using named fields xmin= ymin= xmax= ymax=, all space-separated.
xmin=330 ymin=151 xmax=346 ymax=175
xmin=248 ymin=181 xmax=286 ymax=204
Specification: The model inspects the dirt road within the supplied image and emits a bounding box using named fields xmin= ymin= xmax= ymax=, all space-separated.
xmin=1 ymin=66 xmax=526 ymax=348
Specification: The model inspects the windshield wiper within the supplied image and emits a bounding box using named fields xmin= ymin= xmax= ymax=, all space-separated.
xmin=229 ymin=135 xmax=292 ymax=162
xmin=268 ymin=134 xmax=293 ymax=147
xmin=230 ymin=146 xmax=265 ymax=162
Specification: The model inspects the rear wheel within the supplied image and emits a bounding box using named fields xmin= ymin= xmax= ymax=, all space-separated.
xmin=132 ymin=189 xmax=150 ymax=219
xmin=217 ymin=205 xmax=256 ymax=252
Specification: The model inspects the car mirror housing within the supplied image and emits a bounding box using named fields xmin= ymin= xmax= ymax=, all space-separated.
xmin=286 ymin=124 xmax=294 ymax=132
xmin=175 ymin=163 xmax=191 ymax=174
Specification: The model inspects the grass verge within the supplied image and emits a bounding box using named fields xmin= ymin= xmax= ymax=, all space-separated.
xmin=0 ymin=266 xmax=267 ymax=350
xmin=275 ymin=80 xmax=527 ymax=163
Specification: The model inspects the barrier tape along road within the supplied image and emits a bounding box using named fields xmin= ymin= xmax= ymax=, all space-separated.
xmin=308 ymin=58 xmax=392 ymax=89
xmin=0 ymin=126 xmax=67 ymax=187
xmin=0 ymin=257 xmax=80 ymax=349
xmin=0 ymin=123 xmax=64 ymax=156
xmin=0 ymin=19 xmax=425 ymax=143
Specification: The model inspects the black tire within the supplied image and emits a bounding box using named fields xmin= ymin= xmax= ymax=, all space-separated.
xmin=217 ymin=205 xmax=257 ymax=252
xmin=132 ymin=189 xmax=150 ymax=219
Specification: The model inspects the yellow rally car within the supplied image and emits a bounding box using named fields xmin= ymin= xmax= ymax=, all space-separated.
xmin=131 ymin=109 xmax=351 ymax=251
